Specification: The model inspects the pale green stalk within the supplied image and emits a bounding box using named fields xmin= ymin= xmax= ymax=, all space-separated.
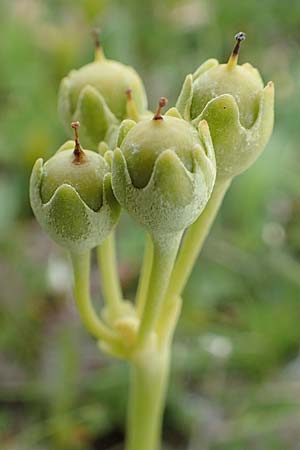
xmin=126 ymin=290 xmax=182 ymax=450
xmin=136 ymin=234 xmax=153 ymax=317
xmin=137 ymin=232 xmax=183 ymax=348
xmin=157 ymin=179 xmax=231 ymax=335
xmin=70 ymin=251 xmax=119 ymax=347
xmin=97 ymin=232 xmax=123 ymax=319
xmin=126 ymin=349 xmax=170 ymax=450
xmin=126 ymin=232 xmax=183 ymax=450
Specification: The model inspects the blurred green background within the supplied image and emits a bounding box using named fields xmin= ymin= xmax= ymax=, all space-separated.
xmin=1 ymin=0 xmax=300 ymax=449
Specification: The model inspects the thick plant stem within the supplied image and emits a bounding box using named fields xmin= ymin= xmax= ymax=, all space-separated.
xmin=157 ymin=179 xmax=231 ymax=334
xmin=137 ymin=232 xmax=183 ymax=348
xmin=136 ymin=234 xmax=153 ymax=317
xmin=70 ymin=251 xmax=119 ymax=346
xmin=126 ymin=348 xmax=170 ymax=450
xmin=97 ymin=232 xmax=123 ymax=319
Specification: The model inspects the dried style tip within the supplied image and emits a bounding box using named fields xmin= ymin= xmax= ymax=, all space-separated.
xmin=125 ymin=87 xmax=132 ymax=101
xmin=227 ymin=31 xmax=246 ymax=68
xmin=92 ymin=27 xmax=105 ymax=61
xmin=71 ymin=121 xmax=85 ymax=164
xmin=92 ymin=27 xmax=101 ymax=48
xmin=233 ymin=32 xmax=246 ymax=55
xmin=125 ymin=88 xmax=140 ymax=122
xmin=153 ymin=97 xmax=168 ymax=120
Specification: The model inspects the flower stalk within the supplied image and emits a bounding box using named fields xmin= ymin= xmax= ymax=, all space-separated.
xmin=126 ymin=349 xmax=170 ymax=450
xmin=97 ymin=233 xmax=123 ymax=321
xmin=70 ymin=251 xmax=119 ymax=346
xmin=165 ymin=180 xmax=230 ymax=300
xmin=136 ymin=234 xmax=153 ymax=317
xmin=137 ymin=232 xmax=183 ymax=348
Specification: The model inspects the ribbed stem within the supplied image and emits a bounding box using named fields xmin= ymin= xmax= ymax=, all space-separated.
xmin=137 ymin=232 xmax=183 ymax=348
xmin=136 ymin=234 xmax=153 ymax=317
xmin=125 ymin=349 xmax=170 ymax=450
xmin=157 ymin=179 xmax=231 ymax=335
xmin=70 ymin=251 xmax=119 ymax=346
xmin=97 ymin=233 xmax=123 ymax=320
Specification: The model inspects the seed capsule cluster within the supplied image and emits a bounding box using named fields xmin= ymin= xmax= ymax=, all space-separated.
xmin=30 ymin=30 xmax=274 ymax=250
xmin=28 ymin=30 xmax=275 ymax=450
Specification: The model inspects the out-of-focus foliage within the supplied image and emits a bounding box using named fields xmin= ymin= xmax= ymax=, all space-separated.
xmin=1 ymin=0 xmax=300 ymax=449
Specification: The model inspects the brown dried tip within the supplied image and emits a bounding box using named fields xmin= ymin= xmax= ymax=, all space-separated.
xmin=227 ymin=31 xmax=246 ymax=68
xmin=125 ymin=88 xmax=132 ymax=101
xmin=92 ymin=27 xmax=105 ymax=61
xmin=153 ymin=97 xmax=168 ymax=120
xmin=71 ymin=121 xmax=85 ymax=164
xmin=125 ymin=87 xmax=140 ymax=122
xmin=92 ymin=27 xmax=101 ymax=49
xmin=233 ymin=32 xmax=246 ymax=56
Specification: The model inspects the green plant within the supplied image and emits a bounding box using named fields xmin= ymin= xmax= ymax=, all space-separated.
xmin=29 ymin=31 xmax=274 ymax=450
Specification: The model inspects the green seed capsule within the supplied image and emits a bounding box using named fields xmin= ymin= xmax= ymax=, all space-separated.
xmin=58 ymin=30 xmax=148 ymax=150
xmin=176 ymin=32 xmax=274 ymax=182
xmin=30 ymin=122 xmax=120 ymax=253
xmin=112 ymin=99 xmax=216 ymax=235
xmin=191 ymin=33 xmax=263 ymax=129
xmin=121 ymin=98 xmax=200 ymax=189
